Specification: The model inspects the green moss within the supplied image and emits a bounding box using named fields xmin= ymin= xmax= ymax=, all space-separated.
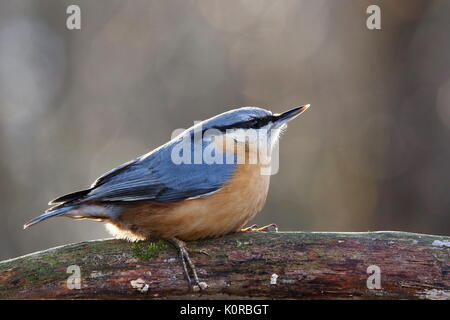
xmin=130 ymin=240 xmax=167 ymax=260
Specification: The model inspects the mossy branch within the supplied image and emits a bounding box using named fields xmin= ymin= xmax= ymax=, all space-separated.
xmin=0 ymin=231 xmax=449 ymax=299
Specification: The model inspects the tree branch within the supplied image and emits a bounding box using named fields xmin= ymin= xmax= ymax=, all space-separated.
xmin=0 ymin=231 xmax=449 ymax=299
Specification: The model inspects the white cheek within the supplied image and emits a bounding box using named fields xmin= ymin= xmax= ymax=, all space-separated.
xmin=268 ymin=125 xmax=286 ymax=150
xmin=226 ymin=130 xmax=242 ymax=142
xmin=223 ymin=125 xmax=286 ymax=151
xmin=227 ymin=129 xmax=257 ymax=143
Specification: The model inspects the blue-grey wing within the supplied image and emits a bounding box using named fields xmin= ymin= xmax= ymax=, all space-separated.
xmin=84 ymin=137 xmax=237 ymax=203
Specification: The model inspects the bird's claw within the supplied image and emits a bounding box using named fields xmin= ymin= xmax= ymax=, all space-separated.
xmin=167 ymin=238 xmax=208 ymax=291
xmin=196 ymin=249 xmax=210 ymax=256
xmin=193 ymin=281 xmax=209 ymax=292
xmin=240 ymin=223 xmax=278 ymax=232
xmin=240 ymin=224 xmax=258 ymax=232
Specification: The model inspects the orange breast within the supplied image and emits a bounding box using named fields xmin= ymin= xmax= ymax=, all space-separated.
xmin=106 ymin=142 xmax=271 ymax=241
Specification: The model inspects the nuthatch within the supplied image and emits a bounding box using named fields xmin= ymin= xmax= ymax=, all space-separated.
xmin=25 ymin=105 xmax=310 ymax=289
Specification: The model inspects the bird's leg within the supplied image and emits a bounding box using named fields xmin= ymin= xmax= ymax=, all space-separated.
xmin=240 ymin=223 xmax=278 ymax=232
xmin=167 ymin=237 xmax=208 ymax=291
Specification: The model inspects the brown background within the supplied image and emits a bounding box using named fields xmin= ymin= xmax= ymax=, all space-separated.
xmin=0 ymin=0 xmax=449 ymax=260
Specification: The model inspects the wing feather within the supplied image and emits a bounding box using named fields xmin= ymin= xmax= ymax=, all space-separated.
xmin=84 ymin=137 xmax=236 ymax=203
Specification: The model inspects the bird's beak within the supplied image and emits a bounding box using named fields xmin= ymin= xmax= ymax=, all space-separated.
xmin=272 ymin=104 xmax=310 ymax=127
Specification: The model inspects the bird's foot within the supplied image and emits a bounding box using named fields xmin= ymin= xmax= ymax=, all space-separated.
xmin=195 ymin=249 xmax=210 ymax=256
xmin=240 ymin=223 xmax=278 ymax=232
xmin=167 ymin=237 xmax=208 ymax=291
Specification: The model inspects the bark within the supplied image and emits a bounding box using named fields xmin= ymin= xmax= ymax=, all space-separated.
xmin=0 ymin=231 xmax=449 ymax=299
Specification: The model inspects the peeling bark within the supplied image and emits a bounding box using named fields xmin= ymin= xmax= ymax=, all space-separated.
xmin=0 ymin=231 xmax=449 ymax=299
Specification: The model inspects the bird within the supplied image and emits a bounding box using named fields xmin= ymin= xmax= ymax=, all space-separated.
xmin=24 ymin=105 xmax=310 ymax=290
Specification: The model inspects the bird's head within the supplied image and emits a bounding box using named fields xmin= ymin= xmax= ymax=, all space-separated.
xmin=196 ymin=105 xmax=310 ymax=150
xmin=203 ymin=105 xmax=309 ymax=131
xmin=166 ymin=105 xmax=310 ymax=172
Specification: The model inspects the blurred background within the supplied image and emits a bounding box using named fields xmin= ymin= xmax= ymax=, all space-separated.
xmin=0 ymin=0 xmax=449 ymax=260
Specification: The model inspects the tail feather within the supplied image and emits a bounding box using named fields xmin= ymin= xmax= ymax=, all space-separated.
xmin=23 ymin=206 xmax=75 ymax=229
xmin=48 ymin=189 xmax=90 ymax=205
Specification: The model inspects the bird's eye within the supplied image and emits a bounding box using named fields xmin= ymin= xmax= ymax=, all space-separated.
xmin=249 ymin=119 xmax=259 ymax=127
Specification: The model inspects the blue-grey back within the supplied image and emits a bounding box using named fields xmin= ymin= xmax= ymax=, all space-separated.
xmin=85 ymin=131 xmax=237 ymax=203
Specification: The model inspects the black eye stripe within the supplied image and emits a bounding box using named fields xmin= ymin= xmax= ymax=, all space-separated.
xmin=212 ymin=115 xmax=273 ymax=132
